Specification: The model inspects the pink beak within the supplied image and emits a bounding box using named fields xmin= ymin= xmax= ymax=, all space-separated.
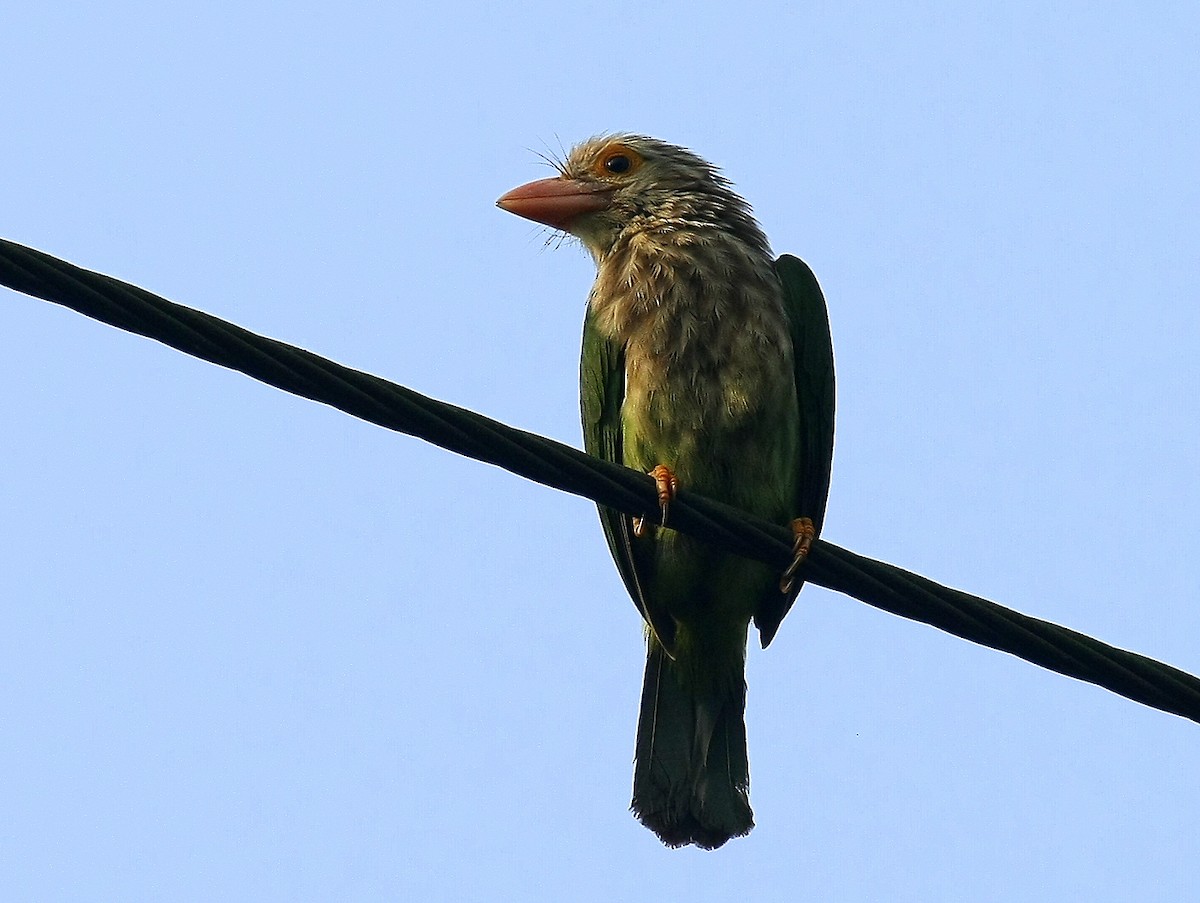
xmin=496 ymin=177 xmax=615 ymax=231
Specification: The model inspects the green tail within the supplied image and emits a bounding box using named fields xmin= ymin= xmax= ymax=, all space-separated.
xmin=631 ymin=639 xmax=753 ymax=849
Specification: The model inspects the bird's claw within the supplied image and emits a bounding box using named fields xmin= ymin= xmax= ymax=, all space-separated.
xmin=780 ymin=517 xmax=816 ymax=593
xmin=633 ymin=464 xmax=679 ymax=537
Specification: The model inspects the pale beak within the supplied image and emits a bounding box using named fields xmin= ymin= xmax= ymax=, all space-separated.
xmin=496 ymin=177 xmax=616 ymax=231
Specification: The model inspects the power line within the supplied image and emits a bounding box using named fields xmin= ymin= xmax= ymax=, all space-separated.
xmin=3 ymin=236 xmax=1198 ymax=724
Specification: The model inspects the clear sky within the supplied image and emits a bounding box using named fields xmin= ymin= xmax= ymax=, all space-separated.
xmin=2 ymin=2 xmax=1198 ymax=900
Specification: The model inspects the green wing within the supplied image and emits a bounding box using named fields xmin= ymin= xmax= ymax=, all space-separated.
xmin=580 ymin=307 xmax=678 ymax=651
xmin=753 ymin=254 xmax=836 ymax=647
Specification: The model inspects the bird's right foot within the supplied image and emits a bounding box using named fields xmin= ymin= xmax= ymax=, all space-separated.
xmin=633 ymin=464 xmax=679 ymax=537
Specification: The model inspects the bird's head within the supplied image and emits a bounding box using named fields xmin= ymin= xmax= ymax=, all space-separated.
xmin=497 ymin=135 xmax=769 ymax=261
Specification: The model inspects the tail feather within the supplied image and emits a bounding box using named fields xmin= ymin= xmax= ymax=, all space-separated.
xmin=631 ymin=640 xmax=753 ymax=849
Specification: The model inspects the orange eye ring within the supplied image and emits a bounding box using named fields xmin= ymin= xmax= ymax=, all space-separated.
xmin=596 ymin=144 xmax=642 ymax=177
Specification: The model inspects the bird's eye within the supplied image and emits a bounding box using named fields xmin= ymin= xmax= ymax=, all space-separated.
xmin=596 ymin=145 xmax=642 ymax=177
xmin=604 ymin=154 xmax=632 ymax=174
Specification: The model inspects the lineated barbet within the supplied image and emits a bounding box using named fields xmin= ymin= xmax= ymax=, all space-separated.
xmin=497 ymin=135 xmax=835 ymax=849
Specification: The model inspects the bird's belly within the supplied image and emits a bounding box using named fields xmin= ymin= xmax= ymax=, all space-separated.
xmin=621 ymin=376 xmax=798 ymax=521
xmin=620 ymin=351 xmax=800 ymax=627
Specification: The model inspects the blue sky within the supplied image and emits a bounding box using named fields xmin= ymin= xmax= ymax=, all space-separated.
xmin=2 ymin=2 xmax=1198 ymax=899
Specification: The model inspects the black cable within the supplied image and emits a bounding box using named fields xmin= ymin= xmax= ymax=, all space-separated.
xmin=3 ymin=237 xmax=1198 ymax=724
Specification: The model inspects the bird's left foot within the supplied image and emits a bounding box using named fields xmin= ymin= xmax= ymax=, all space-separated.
xmin=779 ymin=517 xmax=816 ymax=593
xmin=633 ymin=464 xmax=679 ymax=537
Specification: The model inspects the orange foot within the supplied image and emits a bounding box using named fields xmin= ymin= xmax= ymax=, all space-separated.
xmin=633 ymin=464 xmax=679 ymax=538
xmin=779 ymin=516 xmax=816 ymax=593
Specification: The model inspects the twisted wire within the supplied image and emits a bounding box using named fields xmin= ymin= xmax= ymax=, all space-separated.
xmin=3 ymin=237 xmax=1198 ymax=724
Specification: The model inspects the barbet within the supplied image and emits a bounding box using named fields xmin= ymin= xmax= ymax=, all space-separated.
xmin=497 ymin=136 xmax=835 ymax=849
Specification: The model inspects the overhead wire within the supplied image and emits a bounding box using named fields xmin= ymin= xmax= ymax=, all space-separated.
xmin=3 ymin=237 xmax=1198 ymax=724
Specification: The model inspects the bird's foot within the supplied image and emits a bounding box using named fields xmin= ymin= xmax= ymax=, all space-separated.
xmin=779 ymin=517 xmax=816 ymax=593
xmin=633 ymin=465 xmax=679 ymax=538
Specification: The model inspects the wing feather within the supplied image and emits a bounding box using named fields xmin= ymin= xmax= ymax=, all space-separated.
xmin=580 ymin=306 xmax=677 ymax=651
xmin=754 ymin=254 xmax=836 ymax=647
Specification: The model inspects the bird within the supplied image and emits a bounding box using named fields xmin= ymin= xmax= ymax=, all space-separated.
xmin=496 ymin=135 xmax=835 ymax=849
